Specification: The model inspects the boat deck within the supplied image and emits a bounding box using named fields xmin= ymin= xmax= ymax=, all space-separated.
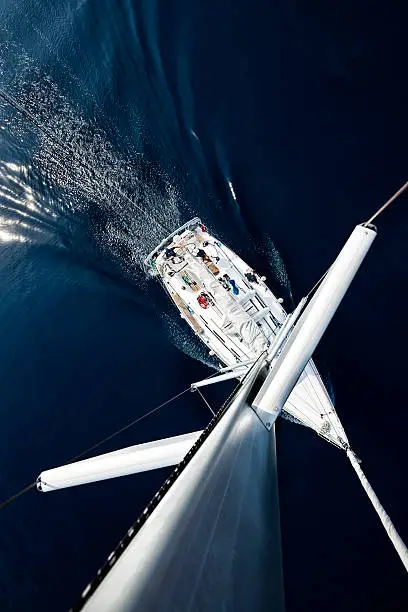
xmin=148 ymin=221 xmax=286 ymax=366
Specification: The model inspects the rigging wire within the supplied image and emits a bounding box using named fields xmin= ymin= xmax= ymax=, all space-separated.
xmin=364 ymin=179 xmax=408 ymax=226
xmin=0 ymin=481 xmax=37 ymax=512
xmin=67 ymin=388 xmax=191 ymax=463
xmin=0 ymin=365 xmax=224 ymax=512
xmin=305 ymin=267 xmax=330 ymax=300
xmin=195 ymin=387 xmax=216 ymax=416
xmin=0 ymin=88 xmax=171 ymax=235
xmin=304 ymin=179 xmax=407 ymax=302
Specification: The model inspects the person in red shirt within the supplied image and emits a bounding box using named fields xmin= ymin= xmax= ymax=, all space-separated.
xmin=197 ymin=293 xmax=209 ymax=309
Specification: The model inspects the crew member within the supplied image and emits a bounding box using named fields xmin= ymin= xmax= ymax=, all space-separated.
xmin=224 ymin=274 xmax=240 ymax=295
xmin=245 ymin=270 xmax=259 ymax=284
xmin=165 ymin=245 xmax=181 ymax=259
xmin=196 ymin=248 xmax=211 ymax=264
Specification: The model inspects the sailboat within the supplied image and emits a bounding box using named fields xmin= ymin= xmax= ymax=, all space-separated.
xmin=0 ymin=81 xmax=405 ymax=611
xmin=36 ymin=217 xmax=408 ymax=611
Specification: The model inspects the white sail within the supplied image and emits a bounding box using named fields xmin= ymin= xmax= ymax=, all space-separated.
xmin=283 ymin=361 xmax=348 ymax=448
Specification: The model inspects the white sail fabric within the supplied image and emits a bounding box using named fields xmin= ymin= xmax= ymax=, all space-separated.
xmin=202 ymin=271 xmax=267 ymax=353
xmin=347 ymin=449 xmax=408 ymax=571
xmin=227 ymin=300 xmax=266 ymax=352
xmin=283 ymin=361 xmax=349 ymax=449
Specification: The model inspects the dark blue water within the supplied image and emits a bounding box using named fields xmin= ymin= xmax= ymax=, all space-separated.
xmin=0 ymin=1 xmax=407 ymax=610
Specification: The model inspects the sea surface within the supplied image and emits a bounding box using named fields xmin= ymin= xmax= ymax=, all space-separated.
xmin=0 ymin=1 xmax=407 ymax=610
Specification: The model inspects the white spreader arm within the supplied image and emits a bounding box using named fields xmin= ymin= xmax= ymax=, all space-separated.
xmin=253 ymin=224 xmax=377 ymax=424
xmin=37 ymin=431 xmax=202 ymax=492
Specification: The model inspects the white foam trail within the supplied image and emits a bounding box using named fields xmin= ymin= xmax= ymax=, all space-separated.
xmin=0 ymin=47 xmax=183 ymax=271
xmin=256 ymin=235 xmax=292 ymax=299
xmin=227 ymin=180 xmax=237 ymax=201
xmin=161 ymin=312 xmax=217 ymax=370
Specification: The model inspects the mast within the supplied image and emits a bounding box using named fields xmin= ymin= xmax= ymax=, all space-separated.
xmin=32 ymin=219 xmax=407 ymax=610
xmin=78 ymin=354 xmax=285 ymax=612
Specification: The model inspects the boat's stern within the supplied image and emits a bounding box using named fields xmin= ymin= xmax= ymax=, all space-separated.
xmin=143 ymin=217 xmax=203 ymax=276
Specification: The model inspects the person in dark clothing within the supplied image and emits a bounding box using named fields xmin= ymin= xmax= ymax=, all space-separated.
xmin=245 ymin=270 xmax=259 ymax=284
xmin=224 ymin=274 xmax=240 ymax=295
xmin=203 ymin=241 xmax=220 ymax=262
xmin=196 ymin=248 xmax=211 ymax=263
xmin=219 ymin=276 xmax=230 ymax=291
xmin=165 ymin=245 xmax=181 ymax=259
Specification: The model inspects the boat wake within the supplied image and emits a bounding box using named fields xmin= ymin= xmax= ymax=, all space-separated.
xmin=0 ymin=34 xmax=293 ymax=372
xmin=225 ymin=176 xmax=292 ymax=302
xmin=0 ymin=37 xmax=183 ymax=281
xmin=253 ymin=234 xmax=293 ymax=303
xmin=161 ymin=312 xmax=219 ymax=370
